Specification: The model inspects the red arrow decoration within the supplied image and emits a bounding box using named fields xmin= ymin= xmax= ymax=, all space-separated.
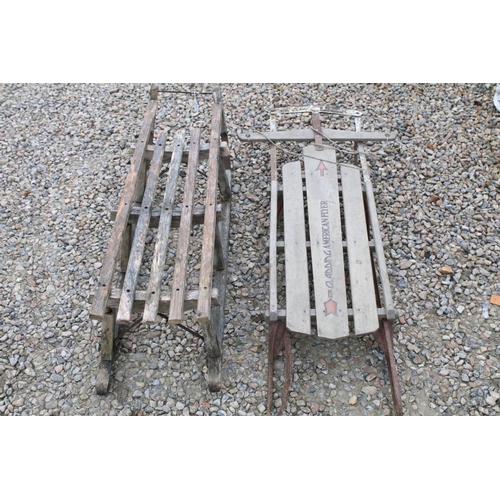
xmin=315 ymin=160 xmax=328 ymax=177
xmin=324 ymin=298 xmax=338 ymax=316
xmin=324 ymin=289 xmax=337 ymax=316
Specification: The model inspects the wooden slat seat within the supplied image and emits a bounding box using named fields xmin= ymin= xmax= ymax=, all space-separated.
xmin=281 ymin=147 xmax=390 ymax=338
xmin=303 ymin=145 xmax=349 ymax=339
xmin=90 ymin=85 xmax=232 ymax=395
xmin=340 ymin=163 xmax=379 ymax=335
xmin=282 ymin=161 xmax=311 ymax=335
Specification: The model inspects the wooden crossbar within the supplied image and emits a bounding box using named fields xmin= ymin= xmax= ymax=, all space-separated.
xmin=137 ymin=142 xmax=230 ymax=163
xmin=93 ymin=287 xmax=220 ymax=314
xmin=238 ymin=129 xmax=396 ymax=143
xmin=111 ymin=204 xmax=225 ymax=227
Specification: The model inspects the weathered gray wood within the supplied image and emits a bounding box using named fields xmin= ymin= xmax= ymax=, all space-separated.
xmin=197 ymin=91 xmax=223 ymax=323
xmin=220 ymin=108 xmax=231 ymax=172
xmin=204 ymin=170 xmax=231 ymax=391
xmin=90 ymin=99 xmax=158 ymax=320
xmin=95 ymin=363 xmax=111 ymax=395
xmin=355 ymin=117 xmax=396 ymax=320
xmin=282 ymin=161 xmax=311 ymax=335
xmin=271 ymin=183 xmax=366 ymax=194
xmin=169 ymin=129 xmax=201 ymax=324
xmin=303 ymin=145 xmax=349 ymax=339
xmin=201 ymin=320 xmax=221 ymax=391
xmin=217 ymin=156 xmax=232 ymax=201
xmin=119 ymin=223 xmax=131 ymax=283
xmin=101 ymin=308 xmax=115 ymax=361
xmin=269 ymin=117 xmax=278 ymax=322
xmin=213 ymin=223 xmax=225 ymax=271
xmin=238 ymin=128 xmax=396 ymax=143
xmin=149 ymin=84 xmax=159 ymax=100
xmin=135 ymin=142 xmax=230 ymax=163
xmin=275 ymin=240 xmax=375 ymax=251
xmin=134 ymin=127 xmax=155 ymax=203
xmin=99 ymin=287 xmax=220 ymax=315
xmin=111 ymin=204 xmax=225 ymax=227
xmin=269 ymin=307 xmax=387 ymax=325
xmin=142 ymin=131 xmax=186 ymax=323
xmin=341 ymin=164 xmax=379 ymax=335
xmin=116 ymin=134 xmax=167 ymax=324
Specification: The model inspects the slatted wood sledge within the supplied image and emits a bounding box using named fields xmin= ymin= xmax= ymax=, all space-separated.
xmin=90 ymin=85 xmax=232 ymax=394
xmin=239 ymin=106 xmax=403 ymax=415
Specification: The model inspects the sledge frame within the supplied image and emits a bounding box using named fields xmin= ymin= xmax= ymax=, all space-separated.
xmin=238 ymin=107 xmax=403 ymax=415
xmin=90 ymin=85 xmax=232 ymax=395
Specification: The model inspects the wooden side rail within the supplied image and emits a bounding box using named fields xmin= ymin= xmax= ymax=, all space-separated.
xmin=197 ymin=89 xmax=224 ymax=323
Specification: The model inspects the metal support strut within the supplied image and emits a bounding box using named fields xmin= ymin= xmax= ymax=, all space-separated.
xmin=267 ymin=321 xmax=292 ymax=415
xmin=373 ymin=319 xmax=403 ymax=416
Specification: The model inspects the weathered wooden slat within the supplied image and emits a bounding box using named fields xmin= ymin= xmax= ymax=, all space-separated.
xmin=90 ymin=99 xmax=158 ymax=320
xmin=269 ymin=117 xmax=278 ymax=322
xmin=355 ymin=117 xmax=396 ymax=320
xmin=142 ymin=131 xmax=186 ymax=323
xmin=341 ymin=164 xmax=379 ymax=335
xmin=111 ymin=204 xmax=225 ymax=227
xmin=204 ymin=169 xmax=232 ymax=391
xmin=116 ymin=134 xmax=167 ymax=324
xmin=238 ymin=128 xmax=396 ymax=143
xmin=282 ymin=161 xmax=311 ymax=335
xmin=196 ymin=91 xmax=223 ymax=323
xmin=269 ymin=181 xmax=279 ymax=322
xmin=169 ymin=129 xmax=201 ymax=324
xmin=303 ymin=145 xmax=349 ymax=339
xmin=96 ymin=287 xmax=220 ymax=315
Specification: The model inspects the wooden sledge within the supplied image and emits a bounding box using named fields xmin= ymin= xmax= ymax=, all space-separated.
xmin=239 ymin=106 xmax=403 ymax=415
xmin=90 ymin=85 xmax=232 ymax=394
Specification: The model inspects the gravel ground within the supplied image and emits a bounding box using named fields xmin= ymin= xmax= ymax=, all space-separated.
xmin=1 ymin=83 xmax=499 ymax=416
